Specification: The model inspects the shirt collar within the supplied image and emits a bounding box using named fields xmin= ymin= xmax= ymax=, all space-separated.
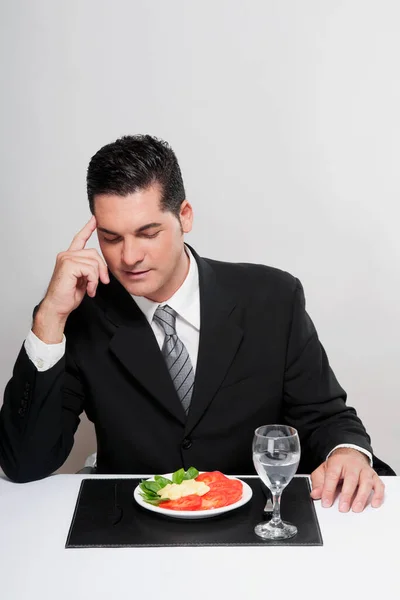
xmin=131 ymin=246 xmax=200 ymax=330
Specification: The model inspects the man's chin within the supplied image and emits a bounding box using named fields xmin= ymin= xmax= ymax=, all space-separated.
xmin=117 ymin=271 xmax=155 ymax=297
xmin=121 ymin=282 xmax=150 ymax=297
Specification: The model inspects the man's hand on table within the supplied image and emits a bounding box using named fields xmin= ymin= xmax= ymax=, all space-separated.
xmin=310 ymin=447 xmax=385 ymax=512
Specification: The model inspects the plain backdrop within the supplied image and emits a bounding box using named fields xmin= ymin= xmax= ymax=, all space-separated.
xmin=0 ymin=0 xmax=399 ymax=475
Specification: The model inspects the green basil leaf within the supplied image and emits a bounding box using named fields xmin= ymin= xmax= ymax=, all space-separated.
xmin=183 ymin=467 xmax=199 ymax=480
xmin=172 ymin=468 xmax=185 ymax=484
xmin=139 ymin=492 xmax=162 ymax=506
xmin=141 ymin=480 xmax=162 ymax=494
xmin=139 ymin=491 xmax=158 ymax=503
xmin=154 ymin=476 xmax=172 ymax=487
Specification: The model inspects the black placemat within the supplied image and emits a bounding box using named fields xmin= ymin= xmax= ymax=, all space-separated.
xmin=65 ymin=476 xmax=323 ymax=548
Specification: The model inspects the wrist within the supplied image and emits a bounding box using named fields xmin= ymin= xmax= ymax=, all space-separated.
xmin=330 ymin=447 xmax=370 ymax=464
xmin=32 ymin=301 xmax=68 ymax=344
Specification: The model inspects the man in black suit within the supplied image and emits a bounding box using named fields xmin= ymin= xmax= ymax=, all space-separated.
xmin=0 ymin=135 xmax=392 ymax=512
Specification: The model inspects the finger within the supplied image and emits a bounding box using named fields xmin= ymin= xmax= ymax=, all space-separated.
xmin=339 ymin=470 xmax=362 ymax=512
xmin=350 ymin=469 xmax=374 ymax=512
xmin=64 ymin=259 xmax=99 ymax=297
xmin=63 ymin=257 xmax=100 ymax=279
xmin=370 ymin=474 xmax=385 ymax=509
xmin=68 ymin=216 xmax=97 ymax=252
xmin=75 ymin=259 xmax=101 ymax=297
xmin=71 ymin=249 xmax=109 ymax=284
xmin=85 ymin=249 xmax=110 ymax=284
xmin=76 ymin=275 xmax=97 ymax=298
xmin=310 ymin=465 xmax=325 ymax=499
xmin=78 ymin=265 xmax=99 ymax=298
xmin=321 ymin=463 xmax=342 ymax=508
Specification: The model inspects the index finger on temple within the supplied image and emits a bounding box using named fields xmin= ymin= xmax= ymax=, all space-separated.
xmin=68 ymin=216 xmax=97 ymax=251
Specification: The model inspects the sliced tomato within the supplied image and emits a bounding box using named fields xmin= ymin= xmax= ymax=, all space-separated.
xmin=217 ymin=478 xmax=242 ymax=491
xmin=225 ymin=487 xmax=243 ymax=505
xmin=160 ymin=494 xmax=202 ymax=511
xmin=200 ymin=489 xmax=229 ymax=510
xmin=207 ymin=479 xmax=243 ymax=505
xmin=195 ymin=471 xmax=229 ymax=485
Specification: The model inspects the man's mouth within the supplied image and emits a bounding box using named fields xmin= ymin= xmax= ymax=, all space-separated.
xmin=123 ymin=269 xmax=150 ymax=277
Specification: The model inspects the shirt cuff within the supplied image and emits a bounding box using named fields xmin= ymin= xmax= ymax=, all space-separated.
xmin=24 ymin=330 xmax=66 ymax=372
xmin=327 ymin=444 xmax=373 ymax=467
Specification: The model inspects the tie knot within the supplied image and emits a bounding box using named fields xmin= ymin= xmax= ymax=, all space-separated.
xmin=153 ymin=304 xmax=177 ymax=336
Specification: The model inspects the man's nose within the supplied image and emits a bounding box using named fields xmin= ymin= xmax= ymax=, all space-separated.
xmin=121 ymin=241 xmax=144 ymax=267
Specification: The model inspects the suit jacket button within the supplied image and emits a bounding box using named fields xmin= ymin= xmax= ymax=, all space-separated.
xmin=181 ymin=438 xmax=192 ymax=450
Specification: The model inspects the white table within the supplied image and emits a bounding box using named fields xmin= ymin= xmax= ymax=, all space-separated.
xmin=0 ymin=474 xmax=398 ymax=600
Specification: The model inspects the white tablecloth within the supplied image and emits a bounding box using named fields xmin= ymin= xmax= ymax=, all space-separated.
xmin=0 ymin=474 xmax=398 ymax=600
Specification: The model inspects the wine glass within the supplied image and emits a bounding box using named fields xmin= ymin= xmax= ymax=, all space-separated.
xmin=252 ymin=424 xmax=301 ymax=540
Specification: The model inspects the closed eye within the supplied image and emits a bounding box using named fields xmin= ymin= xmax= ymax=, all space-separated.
xmin=102 ymin=236 xmax=121 ymax=244
xmin=140 ymin=231 xmax=160 ymax=239
xmin=101 ymin=230 xmax=161 ymax=243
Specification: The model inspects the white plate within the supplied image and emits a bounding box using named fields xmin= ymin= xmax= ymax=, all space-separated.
xmin=133 ymin=473 xmax=253 ymax=519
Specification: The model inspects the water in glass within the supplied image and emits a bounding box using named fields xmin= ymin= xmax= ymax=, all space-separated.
xmin=252 ymin=424 xmax=300 ymax=540
xmin=253 ymin=450 xmax=300 ymax=492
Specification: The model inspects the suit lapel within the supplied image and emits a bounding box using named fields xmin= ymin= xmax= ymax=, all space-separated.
xmin=184 ymin=250 xmax=243 ymax=435
xmin=96 ymin=274 xmax=186 ymax=425
xmin=95 ymin=249 xmax=243 ymax=431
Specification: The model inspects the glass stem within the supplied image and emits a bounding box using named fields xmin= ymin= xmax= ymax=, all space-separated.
xmin=271 ymin=491 xmax=282 ymax=526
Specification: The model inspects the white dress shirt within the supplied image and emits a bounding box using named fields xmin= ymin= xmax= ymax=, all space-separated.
xmin=23 ymin=247 xmax=371 ymax=465
xmin=131 ymin=246 xmax=200 ymax=372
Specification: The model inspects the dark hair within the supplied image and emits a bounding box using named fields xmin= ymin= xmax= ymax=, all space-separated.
xmin=86 ymin=134 xmax=186 ymax=217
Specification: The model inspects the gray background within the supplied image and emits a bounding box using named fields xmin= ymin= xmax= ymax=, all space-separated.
xmin=1 ymin=0 xmax=399 ymax=475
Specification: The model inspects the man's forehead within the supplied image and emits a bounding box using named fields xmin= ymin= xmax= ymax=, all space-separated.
xmin=95 ymin=189 xmax=165 ymax=219
xmin=96 ymin=201 xmax=172 ymax=237
xmin=97 ymin=220 xmax=163 ymax=236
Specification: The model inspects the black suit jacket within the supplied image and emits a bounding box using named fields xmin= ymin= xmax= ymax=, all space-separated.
xmin=0 ymin=247 xmax=393 ymax=482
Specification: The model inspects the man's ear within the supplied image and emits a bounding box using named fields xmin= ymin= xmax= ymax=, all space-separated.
xmin=180 ymin=200 xmax=193 ymax=234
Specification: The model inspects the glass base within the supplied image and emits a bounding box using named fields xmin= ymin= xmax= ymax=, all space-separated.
xmin=254 ymin=520 xmax=297 ymax=540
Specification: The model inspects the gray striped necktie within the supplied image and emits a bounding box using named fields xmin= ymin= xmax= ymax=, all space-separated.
xmin=153 ymin=304 xmax=194 ymax=414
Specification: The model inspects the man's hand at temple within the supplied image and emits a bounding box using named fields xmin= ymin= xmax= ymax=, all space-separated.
xmin=32 ymin=216 xmax=110 ymax=344
xmin=310 ymin=447 xmax=385 ymax=512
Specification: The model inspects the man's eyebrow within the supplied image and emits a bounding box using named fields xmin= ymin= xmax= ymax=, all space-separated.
xmin=97 ymin=223 xmax=162 ymax=236
xmin=135 ymin=222 xmax=162 ymax=233
xmin=97 ymin=227 xmax=120 ymax=235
